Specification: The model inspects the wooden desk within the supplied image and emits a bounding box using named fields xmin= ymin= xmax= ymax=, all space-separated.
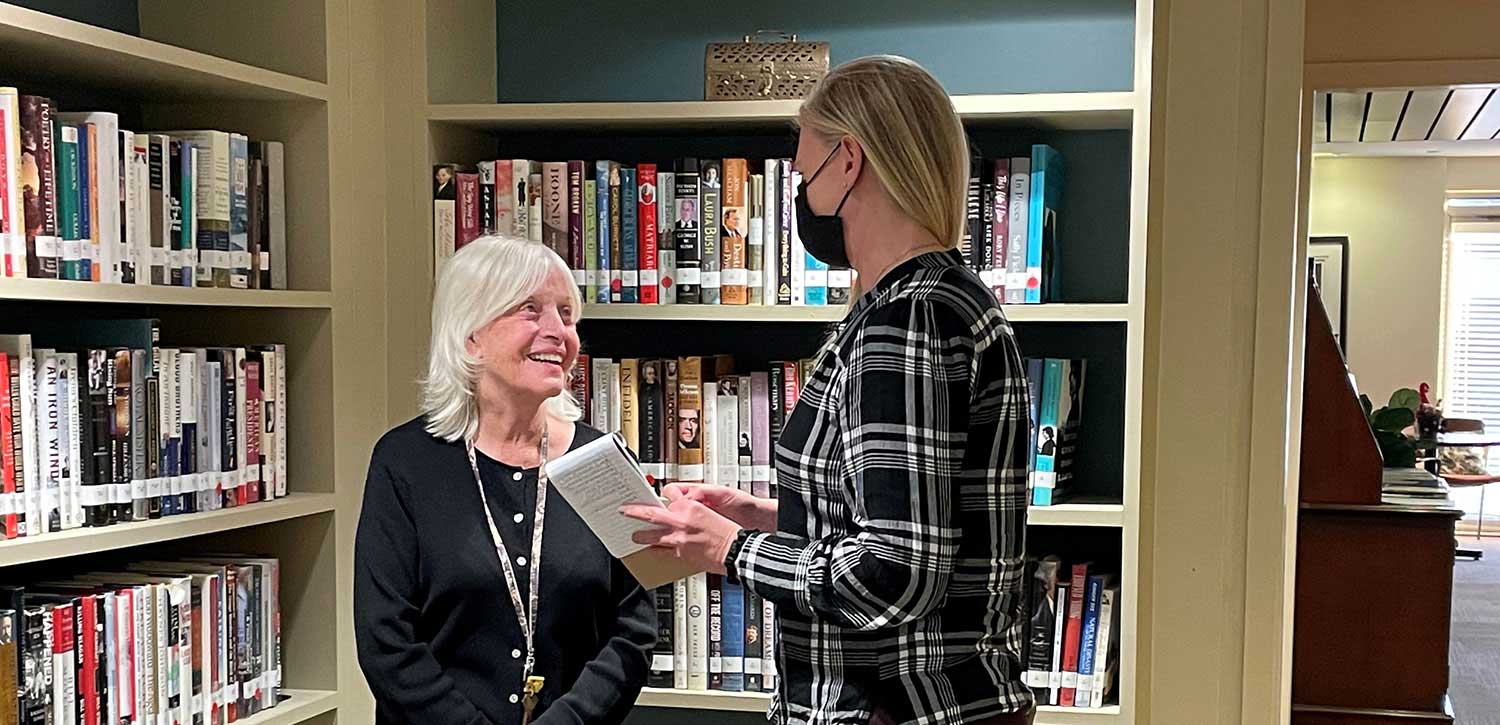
xmin=1292 ymin=503 xmax=1462 ymax=724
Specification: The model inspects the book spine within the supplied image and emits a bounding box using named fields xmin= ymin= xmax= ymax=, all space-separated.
xmin=567 ymin=161 xmax=585 ymax=295
xmin=980 ymin=176 xmax=995 ymax=294
xmin=119 ymin=130 xmax=137 ymax=284
xmin=637 ymin=360 xmax=662 ymax=489
xmin=167 ymin=140 xmax=186 ymax=287
xmin=963 ymin=156 xmax=980 ymax=272
xmin=593 ymin=162 xmax=611 ymax=304
xmin=493 ymin=160 xmax=514 ymax=238
xmin=228 ymin=134 xmax=248 ymax=289
xmin=455 ymin=171 xmax=479 ymax=248
xmin=56 ymin=122 xmax=81 ymax=281
xmin=247 ymin=149 xmax=263 ymax=289
xmin=672 ymin=580 xmax=688 ymax=690
xmin=510 ymin=160 xmax=530 ymax=239
xmin=648 ymin=582 xmax=675 ymax=688
xmin=126 ymin=351 xmax=146 ymax=523
xmin=672 ymin=160 xmax=700 ymax=303
xmin=0 ymin=355 xmax=13 ymax=538
xmin=656 ymin=172 xmax=675 ymax=305
xmin=20 ymin=97 xmax=58 ymax=278
xmin=589 ymin=359 xmax=611 ymax=433
xmin=686 ymin=574 xmax=708 ymax=691
xmin=244 ymin=360 xmax=261 ymax=505
xmin=0 ymin=88 xmax=21 ymax=278
xmin=762 ymin=160 xmax=781 ymax=305
xmin=698 ymin=160 xmax=721 ymax=304
xmin=584 ymin=178 xmax=598 ymax=303
xmin=619 ymin=168 xmax=638 ymax=303
xmin=60 ymin=354 xmax=82 ymax=529
xmin=675 ymin=358 xmax=703 ymax=482
xmin=619 ymin=359 xmax=638 ymax=455
xmin=527 ymin=171 xmax=542 ymax=243
xmin=1005 ymin=157 xmax=1030 ymax=304
xmin=637 ymin=164 xmax=659 ymax=304
xmin=747 ymin=172 xmax=764 ymax=305
xmin=778 ymin=161 xmax=794 ymax=305
xmin=991 ymin=159 xmax=1010 ymax=300
xmin=1076 ymin=575 xmax=1104 ymax=708
xmin=476 ymin=161 xmax=495 ymax=234
xmin=707 ymin=577 xmax=722 ymax=690
xmin=720 ymin=159 xmax=748 ymax=305
xmin=662 ymin=360 xmax=679 ymax=485
xmin=1026 ymin=145 xmax=1057 ymax=304
xmin=1059 ymin=563 xmax=1089 ymax=706
xmin=83 ymin=123 xmax=99 ymax=282
xmin=542 ymin=161 xmax=567 ymax=260
xmin=607 ymin=163 xmax=622 ymax=302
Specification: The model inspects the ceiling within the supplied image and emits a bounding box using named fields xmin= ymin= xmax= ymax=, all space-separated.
xmin=1313 ymin=86 xmax=1500 ymax=157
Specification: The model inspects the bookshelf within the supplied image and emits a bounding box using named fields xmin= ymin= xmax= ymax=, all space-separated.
xmin=0 ymin=1 xmax=384 ymax=722
xmin=386 ymin=1 xmax=1149 ymax=723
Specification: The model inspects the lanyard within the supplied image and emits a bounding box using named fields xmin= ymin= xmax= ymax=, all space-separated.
xmin=466 ymin=427 xmax=549 ymax=689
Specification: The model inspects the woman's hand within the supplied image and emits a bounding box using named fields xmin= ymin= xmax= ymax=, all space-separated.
xmin=620 ymin=498 xmax=743 ymax=576
xmin=662 ymin=483 xmax=778 ymax=532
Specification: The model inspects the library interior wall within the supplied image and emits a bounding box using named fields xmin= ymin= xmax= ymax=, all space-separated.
xmin=8 ymin=0 xmax=137 ymax=33
xmin=1308 ymin=156 xmax=1500 ymax=407
xmin=493 ymin=0 xmax=1134 ymax=102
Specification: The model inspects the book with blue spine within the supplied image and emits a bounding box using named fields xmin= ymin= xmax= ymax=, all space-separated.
xmin=1075 ymin=573 xmax=1110 ymax=708
xmin=75 ymin=123 xmax=92 ymax=281
xmin=1032 ymin=359 xmax=1063 ymax=506
xmin=720 ymin=579 xmax=745 ymax=691
xmin=620 ymin=167 xmax=639 ymax=303
xmin=1026 ymin=145 xmax=1063 ymax=304
xmin=229 ymin=134 xmax=250 ymax=288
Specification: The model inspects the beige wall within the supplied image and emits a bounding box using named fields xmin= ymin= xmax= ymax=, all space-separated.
xmin=1308 ymin=157 xmax=1446 ymax=404
xmin=1308 ymin=156 xmax=1500 ymax=406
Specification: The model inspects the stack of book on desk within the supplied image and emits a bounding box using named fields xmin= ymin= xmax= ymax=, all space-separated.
xmin=1381 ymin=468 xmax=1454 ymax=507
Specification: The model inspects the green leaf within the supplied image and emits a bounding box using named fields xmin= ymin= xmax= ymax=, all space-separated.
xmin=1372 ymin=407 xmax=1415 ymax=432
xmin=1389 ymin=388 xmax=1421 ymax=412
xmin=1374 ymin=430 xmax=1418 ymax=468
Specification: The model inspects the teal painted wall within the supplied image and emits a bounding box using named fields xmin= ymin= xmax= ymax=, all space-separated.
xmin=495 ymin=0 xmax=1135 ymax=102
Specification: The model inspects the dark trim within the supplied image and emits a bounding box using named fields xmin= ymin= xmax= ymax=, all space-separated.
xmin=1309 ymin=236 xmax=1351 ymax=355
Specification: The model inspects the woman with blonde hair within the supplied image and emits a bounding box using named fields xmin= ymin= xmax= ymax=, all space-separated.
xmin=355 ymin=235 xmax=655 ymax=724
xmin=624 ymin=55 xmax=1035 ymax=724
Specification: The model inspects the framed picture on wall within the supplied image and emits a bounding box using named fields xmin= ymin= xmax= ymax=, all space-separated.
xmin=1308 ymin=236 xmax=1350 ymax=354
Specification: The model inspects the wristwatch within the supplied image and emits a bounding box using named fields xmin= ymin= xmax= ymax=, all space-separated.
xmin=724 ymin=528 xmax=754 ymax=584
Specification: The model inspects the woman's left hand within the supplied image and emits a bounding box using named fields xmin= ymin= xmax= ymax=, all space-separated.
xmin=620 ymin=498 xmax=743 ymax=576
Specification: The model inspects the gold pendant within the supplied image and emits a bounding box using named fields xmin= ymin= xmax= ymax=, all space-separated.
xmin=520 ymin=676 xmax=545 ymax=725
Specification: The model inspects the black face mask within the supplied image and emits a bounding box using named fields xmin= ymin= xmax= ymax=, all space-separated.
xmin=795 ymin=144 xmax=855 ymax=269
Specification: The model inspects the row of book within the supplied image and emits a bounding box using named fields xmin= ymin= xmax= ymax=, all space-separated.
xmin=1023 ymin=558 xmax=1119 ymax=709
xmin=0 ymin=88 xmax=288 ymax=289
xmin=574 ymin=353 xmax=1091 ymax=508
xmin=1025 ymin=357 xmax=1087 ymax=506
xmin=432 ymin=146 xmax=1065 ymax=306
xmin=0 ymin=555 xmax=282 ymax=725
xmin=585 ymin=355 xmax=798 ymax=693
xmin=0 ymin=320 xmax=288 ymax=540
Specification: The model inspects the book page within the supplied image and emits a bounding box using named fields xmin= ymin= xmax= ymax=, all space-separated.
xmin=546 ymin=433 xmax=666 ymax=559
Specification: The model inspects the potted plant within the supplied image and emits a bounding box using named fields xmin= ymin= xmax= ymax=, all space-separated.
xmin=1360 ymin=388 xmax=1421 ymax=468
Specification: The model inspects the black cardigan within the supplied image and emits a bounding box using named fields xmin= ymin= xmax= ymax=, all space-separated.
xmin=354 ymin=417 xmax=657 ymax=724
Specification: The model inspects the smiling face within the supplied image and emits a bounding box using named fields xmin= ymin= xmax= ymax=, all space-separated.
xmin=466 ymin=265 xmax=580 ymax=408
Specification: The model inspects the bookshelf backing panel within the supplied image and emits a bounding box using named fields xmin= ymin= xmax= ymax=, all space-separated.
xmin=143 ymin=102 xmax=333 ymax=292
xmin=5 ymin=0 xmax=137 ymax=32
xmin=1013 ymin=322 xmax=1126 ymax=505
xmin=490 ymin=0 xmax=1134 ymax=103
xmin=967 ymin=129 xmax=1131 ymax=303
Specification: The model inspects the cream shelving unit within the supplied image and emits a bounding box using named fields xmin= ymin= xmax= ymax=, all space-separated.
xmin=0 ymin=2 xmax=387 ymax=722
xmin=383 ymin=1 xmax=1151 ymax=723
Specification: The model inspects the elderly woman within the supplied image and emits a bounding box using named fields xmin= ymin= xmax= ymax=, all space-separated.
xmin=355 ymin=235 xmax=655 ymax=725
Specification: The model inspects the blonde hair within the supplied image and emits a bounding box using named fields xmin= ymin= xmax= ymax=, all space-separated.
xmin=422 ymin=235 xmax=583 ymax=443
xmin=799 ymin=55 xmax=970 ymax=251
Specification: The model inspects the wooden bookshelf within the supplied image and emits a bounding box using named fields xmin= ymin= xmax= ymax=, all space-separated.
xmin=235 ymin=689 xmax=340 ymax=725
xmin=0 ymin=2 xmax=328 ymax=101
xmin=0 ymin=278 xmax=334 ymax=308
xmin=581 ymin=303 xmax=1131 ymax=324
xmin=636 ymin=689 xmax=1123 ymax=723
xmin=395 ymin=2 xmax=1150 ymax=724
xmin=428 ymin=91 xmax=1134 ymax=131
xmin=0 ymin=1 xmax=382 ymax=722
xmin=0 ymin=493 xmax=336 ymax=567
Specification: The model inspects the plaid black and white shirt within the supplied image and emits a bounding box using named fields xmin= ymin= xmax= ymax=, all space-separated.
xmin=730 ymin=249 xmax=1034 ymax=725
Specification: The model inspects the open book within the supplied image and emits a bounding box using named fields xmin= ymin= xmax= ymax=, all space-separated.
xmin=544 ymin=432 xmax=702 ymax=589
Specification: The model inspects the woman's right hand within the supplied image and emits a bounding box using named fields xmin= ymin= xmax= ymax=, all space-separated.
xmin=662 ymin=483 xmax=778 ymax=532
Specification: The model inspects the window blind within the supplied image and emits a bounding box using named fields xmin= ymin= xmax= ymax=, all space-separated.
xmin=1445 ymin=221 xmax=1500 ymax=442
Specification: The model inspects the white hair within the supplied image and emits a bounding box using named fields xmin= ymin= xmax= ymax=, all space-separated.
xmin=422 ymin=234 xmax=583 ymax=442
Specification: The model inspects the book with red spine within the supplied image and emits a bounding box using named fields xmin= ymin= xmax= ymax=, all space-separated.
xmin=638 ymin=164 xmax=659 ymax=304
xmin=455 ymin=171 xmax=480 ymax=248
xmin=1059 ymin=561 xmax=1091 ymax=706
xmin=244 ymin=360 xmax=262 ymax=504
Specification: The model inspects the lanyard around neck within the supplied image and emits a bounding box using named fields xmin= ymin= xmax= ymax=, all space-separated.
xmin=466 ymin=426 xmax=549 ymax=683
